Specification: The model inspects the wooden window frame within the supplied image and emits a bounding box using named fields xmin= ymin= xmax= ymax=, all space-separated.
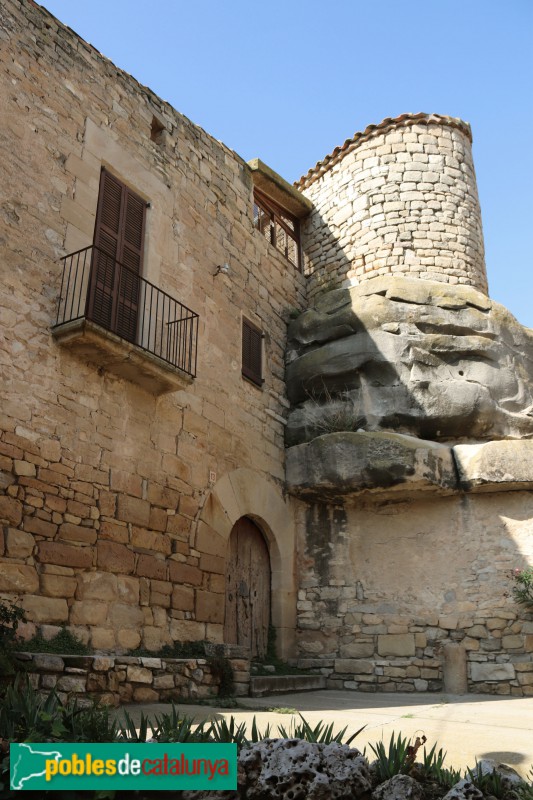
xmin=253 ymin=188 xmax=302 ymax=271
xmin=242 ymin=317 xmax=264 ymax=387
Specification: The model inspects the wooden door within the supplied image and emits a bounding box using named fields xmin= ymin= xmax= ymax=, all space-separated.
xmin=224 ymin=517 xmax=271 ymax=659
xmin=88 ymin=168 xmax=145 ymax=342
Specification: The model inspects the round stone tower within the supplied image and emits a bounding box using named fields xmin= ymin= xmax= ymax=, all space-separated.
xmin=297 ymin=113 xmax=487 ymax=299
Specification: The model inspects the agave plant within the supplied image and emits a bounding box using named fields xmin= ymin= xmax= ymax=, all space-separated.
xmin=278 ymin=713 xmax=365 ymax=745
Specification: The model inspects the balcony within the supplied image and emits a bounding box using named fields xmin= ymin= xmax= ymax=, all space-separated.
xmin=52 ymin=246 xmax=199 ymax=394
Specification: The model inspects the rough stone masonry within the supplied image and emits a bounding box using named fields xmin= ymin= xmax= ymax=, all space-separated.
xmin=0 ymin=0 xmax=531 ymax=701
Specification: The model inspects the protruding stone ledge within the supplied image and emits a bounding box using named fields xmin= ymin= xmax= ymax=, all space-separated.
xmin=286 ymin=431 xmax=456 ymax=500
xmin=454 ymin=441 xmax=533 ymax=492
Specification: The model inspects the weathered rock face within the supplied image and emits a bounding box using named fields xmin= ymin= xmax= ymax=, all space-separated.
xmin=286 ymin=431 xmax=457 ymax=500
xmin=238 ymin=738 xmax=372 ymax=799
xmin=286 ymin=277 xmax=533 ymax=446
xmin=372 ymin=774 xmax=423 ymax=800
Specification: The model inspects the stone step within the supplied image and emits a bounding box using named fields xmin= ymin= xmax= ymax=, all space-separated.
xmin=249 ymin=674 xmax=327 ymax=697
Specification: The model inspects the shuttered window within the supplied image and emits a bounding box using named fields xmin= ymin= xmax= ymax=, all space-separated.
xmin=88 ymin=168 xmax=146 ymax=343
xmin=242 ymin=317 xmax=263 ymax=387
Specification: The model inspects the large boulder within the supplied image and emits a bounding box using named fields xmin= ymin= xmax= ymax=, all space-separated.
xmin=286 ymin=277 xmax=533 ymax=445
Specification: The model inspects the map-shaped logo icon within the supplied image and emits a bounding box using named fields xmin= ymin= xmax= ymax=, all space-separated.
xmin=11 ymin=743 xmax=63 ymax=790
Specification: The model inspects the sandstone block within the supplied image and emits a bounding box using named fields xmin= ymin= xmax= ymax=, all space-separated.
xmin=57 ymin=675 xmax=87 ymax=693
xmin=153 ymin=674 xmax=174 ymax=689
xmin=70 ymin=601 xmax=109 ymax=626
xmin=335 ymin=659 xmax=374 ymax=674
xmin=14 ymin=460 xmax=36 ymax=477
xmin=97 ymin=541 xmax=135 ymax=574
xmin=91 ymin=628 xmax=116 ymax=650
xmin=76 ymin=572 xmax=118 ymax=601
xmin=117 ymin=576 xmax=140 ymax=604
xmin=0 ymin=496 xmax=22 ymax=525
xmin=470 ymin=663 xmax=515 ymax=682
xmin=133 ymin=687 xmax=159 ymax=702
xmin=378 ymin=634 xmax=416 ymax=657
xmin=37 ymin=541 xmax=93 ymax=569
xmin=502 ymin=634 xmax=523 ymax=649
xmin=127 ymin=665 xmax=152 ymax=684
xmin=117 ymin=629 xmax=141 ymax=650
xmin=195 ymin=522 xmax=226 ymax=558
xmin=131 ymin=527 xmax=171 ymax=555
xmin=147 ymin=483 xmax=180 ymax=509
xmin=98 ymin=491 xmax=116 ymax=517
xmin=99 ymin=520 xmax=128 ymax=544
xmin=169 ymin=619 xmax=205 ymax=642
xmin=32 ymin=654 xmax=65 ymax=671
xmin=22 ymin=595 xmax=68 ymax=623
xmin=195 ymin=590 xmax=224 ymax=624
xmin=58 ymin=522 xmax=97 ymax=544
xmin=136 ymin=554 xmax=167 ymax=580
xmin=169 ymin=561 xmax=202 ymax=586
xmin=0 ymin=563 xmax=39 ymax=593
xmin=117 ymin=495 xmax=150 ymax=527
xmin=5 ymin=528 xmax=35 ymax=558
xmin=149 ymin=507 xmax=167 ymax=533
xmin=24 ymin=516 xmax=57 ymax=538
xmin=109 ymin=603 xmax=144 ymax=629
xmin=171 ymin=584 xmax=195 ymax=611
xmin=339 ymin=642 xmax=375 ymax=658
xmin=199 ymin=553 xmax=225 ymax=575
xmin=110 ymin=470 xmax=142 ymax=498
xmin=93 ymin=656 xmax=115 ymax=671
xmin=41 ymin=573 xmax=77 ymax=598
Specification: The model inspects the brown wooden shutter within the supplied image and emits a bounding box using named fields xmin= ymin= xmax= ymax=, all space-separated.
xmin=242 ymin=318 xmax=263 ymax=386
xmin=88 ymin=168 xmax=146 ymax=343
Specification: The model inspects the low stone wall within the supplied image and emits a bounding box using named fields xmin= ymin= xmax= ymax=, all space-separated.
xmin=297 ymin=621 xmax=533 ymax=697
xmin=15 ymin=652 xmax=251 ymax=706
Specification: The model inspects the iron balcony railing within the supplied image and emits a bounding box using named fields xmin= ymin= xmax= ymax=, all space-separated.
xmin=54 ymin=245 xmax=199 ymax=378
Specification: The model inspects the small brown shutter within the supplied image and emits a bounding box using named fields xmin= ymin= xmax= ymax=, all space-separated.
xmin=88 ymin=168 xmax=146 ymax=342
xmin=242 ymin=318 xmax=263 ymax=386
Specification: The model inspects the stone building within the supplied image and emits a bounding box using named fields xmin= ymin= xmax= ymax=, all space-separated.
xmin=0 ymin=0 xmax=532 ymax=698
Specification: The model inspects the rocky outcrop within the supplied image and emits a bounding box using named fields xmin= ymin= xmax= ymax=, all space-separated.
xmin=286 ymin=277 xmax=533 ymax=446
xmin=286 ymin=431 xmax=457 ymax=500
xmin=237 ymin=738 xmax=372 ymax=799
xmin=286 ymin=431 xmax=533 ymax=500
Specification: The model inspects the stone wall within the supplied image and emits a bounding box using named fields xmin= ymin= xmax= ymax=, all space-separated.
xmin=294 ymin=493 xmax=533 ymax=696
xmin=15 ymin=651 xmax=251 ymax=706
xmin=298 ymin=114 xmax=487 ymax=301
xmin=0 ymin=0 xmax=303 ymax=655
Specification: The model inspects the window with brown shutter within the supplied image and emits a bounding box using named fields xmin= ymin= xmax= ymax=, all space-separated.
xmin=88 ymin=168 xmax=146 ymax=343
xmin=242 ymin=317 xmax=263 ymax=387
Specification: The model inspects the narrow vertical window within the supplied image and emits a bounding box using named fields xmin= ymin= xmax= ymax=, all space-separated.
xmin=242 ymin=317 xmax=263 ymax=387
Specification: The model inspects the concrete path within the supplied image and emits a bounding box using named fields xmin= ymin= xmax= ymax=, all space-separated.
xmin=121 ymin=690 xmax=533 ymax=779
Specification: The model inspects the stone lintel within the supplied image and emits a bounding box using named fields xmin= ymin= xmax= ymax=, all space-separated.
xmin=248 ymin=158 xmax=313 ymax=219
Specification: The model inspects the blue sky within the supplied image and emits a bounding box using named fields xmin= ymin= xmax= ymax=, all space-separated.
xmin=42 ymin=0 xmax=533 ymax=326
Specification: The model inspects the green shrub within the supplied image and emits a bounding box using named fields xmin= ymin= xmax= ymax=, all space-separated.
xmin=511 ymin=567 xmax=533 ymax=610
xmin=18 ymin=628 xmax=89 ymax=655
xmin=0 ymin=601 xmax=25 ymax=678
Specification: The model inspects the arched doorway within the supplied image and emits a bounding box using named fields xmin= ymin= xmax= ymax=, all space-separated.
xmin=224 ymin=516 xmax=271 ymax=659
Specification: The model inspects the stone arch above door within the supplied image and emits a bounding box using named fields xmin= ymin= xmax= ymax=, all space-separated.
xmin=195 ymin=468 xmax=296 ymax=659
